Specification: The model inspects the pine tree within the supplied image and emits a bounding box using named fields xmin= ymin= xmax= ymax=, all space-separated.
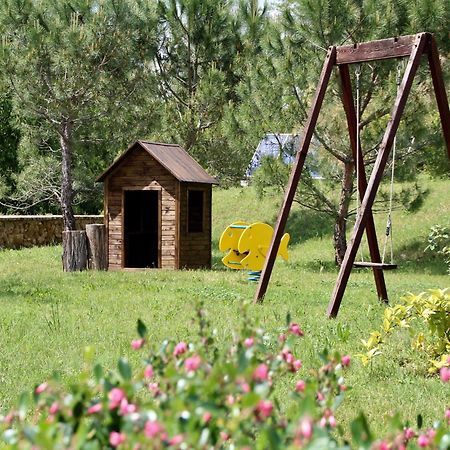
xmin=0 ymin=0 xmax=158 ymax=229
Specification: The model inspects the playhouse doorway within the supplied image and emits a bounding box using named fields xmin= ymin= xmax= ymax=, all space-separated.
xmin=123 ymin=190 xmax=160 ymax=268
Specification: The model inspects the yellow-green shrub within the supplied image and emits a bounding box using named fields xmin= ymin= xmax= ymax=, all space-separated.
xmin=359 ymin=288 xmax=450 ymax=373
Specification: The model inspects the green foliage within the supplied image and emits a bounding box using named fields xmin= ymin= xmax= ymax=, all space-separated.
xmin=359 ymin=288 xmax=450 ymax=372
xmin=426 ymin=225 xmax=450 ymax=274
xmin=0 ymin=0 xmax=160 ymax=216
xmin=1 ymin=306 xmax=449 ymax=449
xmin=0 ymin=85 xmax=20 ymax=203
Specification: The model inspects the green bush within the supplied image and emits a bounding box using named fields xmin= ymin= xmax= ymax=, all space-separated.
xmin=1 ymin=302 xmax=449 ymax=449
xmin=426 ymin=225 xmax=450 ymax=274
xmin=359 ymin=288 xmax=450 ymax=374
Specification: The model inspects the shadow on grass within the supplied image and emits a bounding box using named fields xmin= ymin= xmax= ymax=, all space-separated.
xmin=0 ymin=275 xmax=60 ymax=303
xmin=284 ymin=209 xmax=334 ymax=245
xmin=394 ymin=239 xmax=449 ymax=275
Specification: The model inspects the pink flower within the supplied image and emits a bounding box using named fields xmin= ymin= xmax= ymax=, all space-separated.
xmin=144 ymin=420 xmax=164 ymax=439
xmin=108 ymin=388 xmax=126 ymax=410
xmin=244 ymin=337 xmax=254 ymax=348
xmin=295 ymin=380 xmax=306 ymax=392
xmin=220 ymin=431 xmax=230 ymax=441
xmin=35 ymin=382 xmax=48 ymax=394
xmin=293 ymin=359 xmax=302 ymax=371
xmin=49 ymin=402 xmax=59 ymax=415
xmin=184 ymin=355 xmax=201 ymax=372
xmin=282 ymin=349 xmax=295 ymax=364
xmin=202 ymin=412 xmax=212 ymax=423
xmin=131 ymin=338 xmax=145 ymax=350
xmin=341 ymin=355 xmax=351 ymax=367
xmin=440 ymin=366 xmax=450 ymax=383
xmin=256 ymin=400 xmax=273 ymax=419
xmin=168 ymin=435 xmax=184 ymax=446
xmin=379 ymin=441 xmax=389 ymax=450
xmin=404 ymin=427 xmax=415 ymax=440
xmin=317 ymin=392 xmax=325 ymax=402
xmin=173 ymin=341 xmax=188 ymax=357
xmin=278 ymin=333 xmax=287 ymax=343
xmin=144 ymin=365 xmax=154 ymax=378
xmin=227 ymin=395 xmax=235 ymax=405
xmin=445 ymin=409 xmax=450 ymax=422
xmin=300 ymin=417 xmax=313 ymax=439
xmin=319 ymin=416 xmax=327 ymax=427
xmin=3 ymin=414 xmax=13 ymax=426
xmin=417 ymin=434 xmax=430 ymax=447
xmin=109 ymin=431 xmax=126 ymax=447
xmin=87 ymin=403 xmax=102 ymax=415
xmin=119 ymin=398 xmax=137 ymax=415
xmin=253 ymin=363 xmax=269 ymax=381
xmin=148 ymin=383 xmax=160 ymax=396
xmin=289 ymin=323 xmax=304 ymax=336
xmin=240 ymin=382 xmax=250 ymax=393
xmin=328 ymin=415 xmax=337 ymax=427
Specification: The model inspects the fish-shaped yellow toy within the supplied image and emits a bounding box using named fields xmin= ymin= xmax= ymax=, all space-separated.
xmin=238 ymin=222 xmax=290 ymax=271
xmin=219 ymin=221 xmax=249 ymax=269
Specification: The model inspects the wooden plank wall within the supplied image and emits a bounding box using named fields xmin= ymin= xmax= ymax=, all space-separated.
xmin=105 ymin=146 xmax=178 ymax=270
xmin=179 ymin=183 xmax=212 ymax=269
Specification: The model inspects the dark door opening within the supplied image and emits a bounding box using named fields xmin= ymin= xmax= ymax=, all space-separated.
xmin=124 ymin=190 xmax=159 ymax=268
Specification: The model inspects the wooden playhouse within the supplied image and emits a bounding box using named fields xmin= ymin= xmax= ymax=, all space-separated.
xmin=96 ymin=141 xmax=217 ymax=270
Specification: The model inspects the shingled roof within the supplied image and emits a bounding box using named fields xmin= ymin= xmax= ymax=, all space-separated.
xmin=96 ymin=140 xmax=218 ymax=184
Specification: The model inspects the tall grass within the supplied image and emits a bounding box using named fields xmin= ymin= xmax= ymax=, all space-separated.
xmin=0 ymin=178 xmax=448 ymax=435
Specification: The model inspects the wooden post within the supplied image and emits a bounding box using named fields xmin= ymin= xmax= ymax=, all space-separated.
xmin=427 ymin=35 xmax=450 ymax=159
xmin=253 ymin=46 xmax=337 ymax=303
xmin=86 ymin=224 xmax=107 ymax=270
xmin=327 ymin=33 xmax=428 ymax=318
xmin=338 ymin=64 xmax=388 ymax=302
xmin=62 ymin=230 xmax=88 ymax=272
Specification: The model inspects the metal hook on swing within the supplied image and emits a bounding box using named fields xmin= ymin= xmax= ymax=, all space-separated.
xmin=355 ymin=64 xmax=361 ymax=88
xmin=396 ymin=60 xmax=402 ymax=87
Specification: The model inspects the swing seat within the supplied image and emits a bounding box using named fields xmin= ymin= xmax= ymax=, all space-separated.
xmin=353 ymin=262 xmax=397 ymax=270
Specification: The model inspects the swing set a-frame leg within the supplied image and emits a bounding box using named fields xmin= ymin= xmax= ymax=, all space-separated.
xmin=338 ymin=64 xmax=388 ymax=302
xmin=253 ymin=46 xmax=337 ymax=304
xmin=327 ymin=33 xmax=428 ymax=318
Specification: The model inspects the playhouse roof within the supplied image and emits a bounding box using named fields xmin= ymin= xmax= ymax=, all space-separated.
xmin=96 ymin=140 xmax=218 ymax=184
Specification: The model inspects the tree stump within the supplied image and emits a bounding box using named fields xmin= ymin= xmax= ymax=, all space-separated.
xmin=62 ymin=230 xmax=88 ymax=272
xmin=86 ymin=224 xmax=107 ymax=270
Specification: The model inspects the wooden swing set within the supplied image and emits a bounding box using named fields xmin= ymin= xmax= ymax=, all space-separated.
xmin=254 ymin=32 xmax=450 ymax=317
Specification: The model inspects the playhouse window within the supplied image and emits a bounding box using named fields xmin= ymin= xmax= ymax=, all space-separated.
xmin=188 ymin=190 xmax=204 ymax=233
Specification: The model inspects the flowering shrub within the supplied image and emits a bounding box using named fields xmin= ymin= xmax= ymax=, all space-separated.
xmin=1 ymin=302 xmax=449 ymax=449
xmin=358 ymin=288 xmax=450 ymax=373
xmin=425 ymin=225 xmax=450 ymax=274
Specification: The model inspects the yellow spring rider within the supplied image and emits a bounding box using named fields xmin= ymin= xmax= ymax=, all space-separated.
xmin=219 ymin=221 xmax=290 ymax=281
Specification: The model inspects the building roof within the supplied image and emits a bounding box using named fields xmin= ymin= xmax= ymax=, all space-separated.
xmin=244 ymin=133 xmax=322 ymax=179
xmin=245 ymin=134 xmax=298 ymax=178
xmin=96 ymin=140 xmax=218 ymax=184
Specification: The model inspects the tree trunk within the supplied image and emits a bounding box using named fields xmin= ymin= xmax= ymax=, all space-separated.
xmin=334 ymin=161 xmax=354 ymax=265
xmin=60 ymin=120 xmax=76 ymax=231
xmin=86 ymin=224 xmax=107 ymax=270
xmin=62 ymin=230 xmax=88 ymax=271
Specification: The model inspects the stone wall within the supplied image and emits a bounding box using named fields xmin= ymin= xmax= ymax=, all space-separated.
xmin=0 ymin=215 xmax=104 ymax=249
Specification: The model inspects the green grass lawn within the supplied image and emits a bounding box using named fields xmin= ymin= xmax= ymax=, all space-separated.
xmin=0 ymin=178 xmax=449 ymax=437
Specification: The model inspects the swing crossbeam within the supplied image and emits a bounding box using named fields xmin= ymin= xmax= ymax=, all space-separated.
xmin=253 ymin=32 xmax=450 ymax=318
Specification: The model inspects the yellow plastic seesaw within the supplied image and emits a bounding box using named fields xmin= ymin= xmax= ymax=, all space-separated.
xmin=219 ymin=221 xmax=290 ymax=272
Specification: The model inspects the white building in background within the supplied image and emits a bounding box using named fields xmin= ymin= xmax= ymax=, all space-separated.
xmin=243 ymin=133 xmax=322 ymax=184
